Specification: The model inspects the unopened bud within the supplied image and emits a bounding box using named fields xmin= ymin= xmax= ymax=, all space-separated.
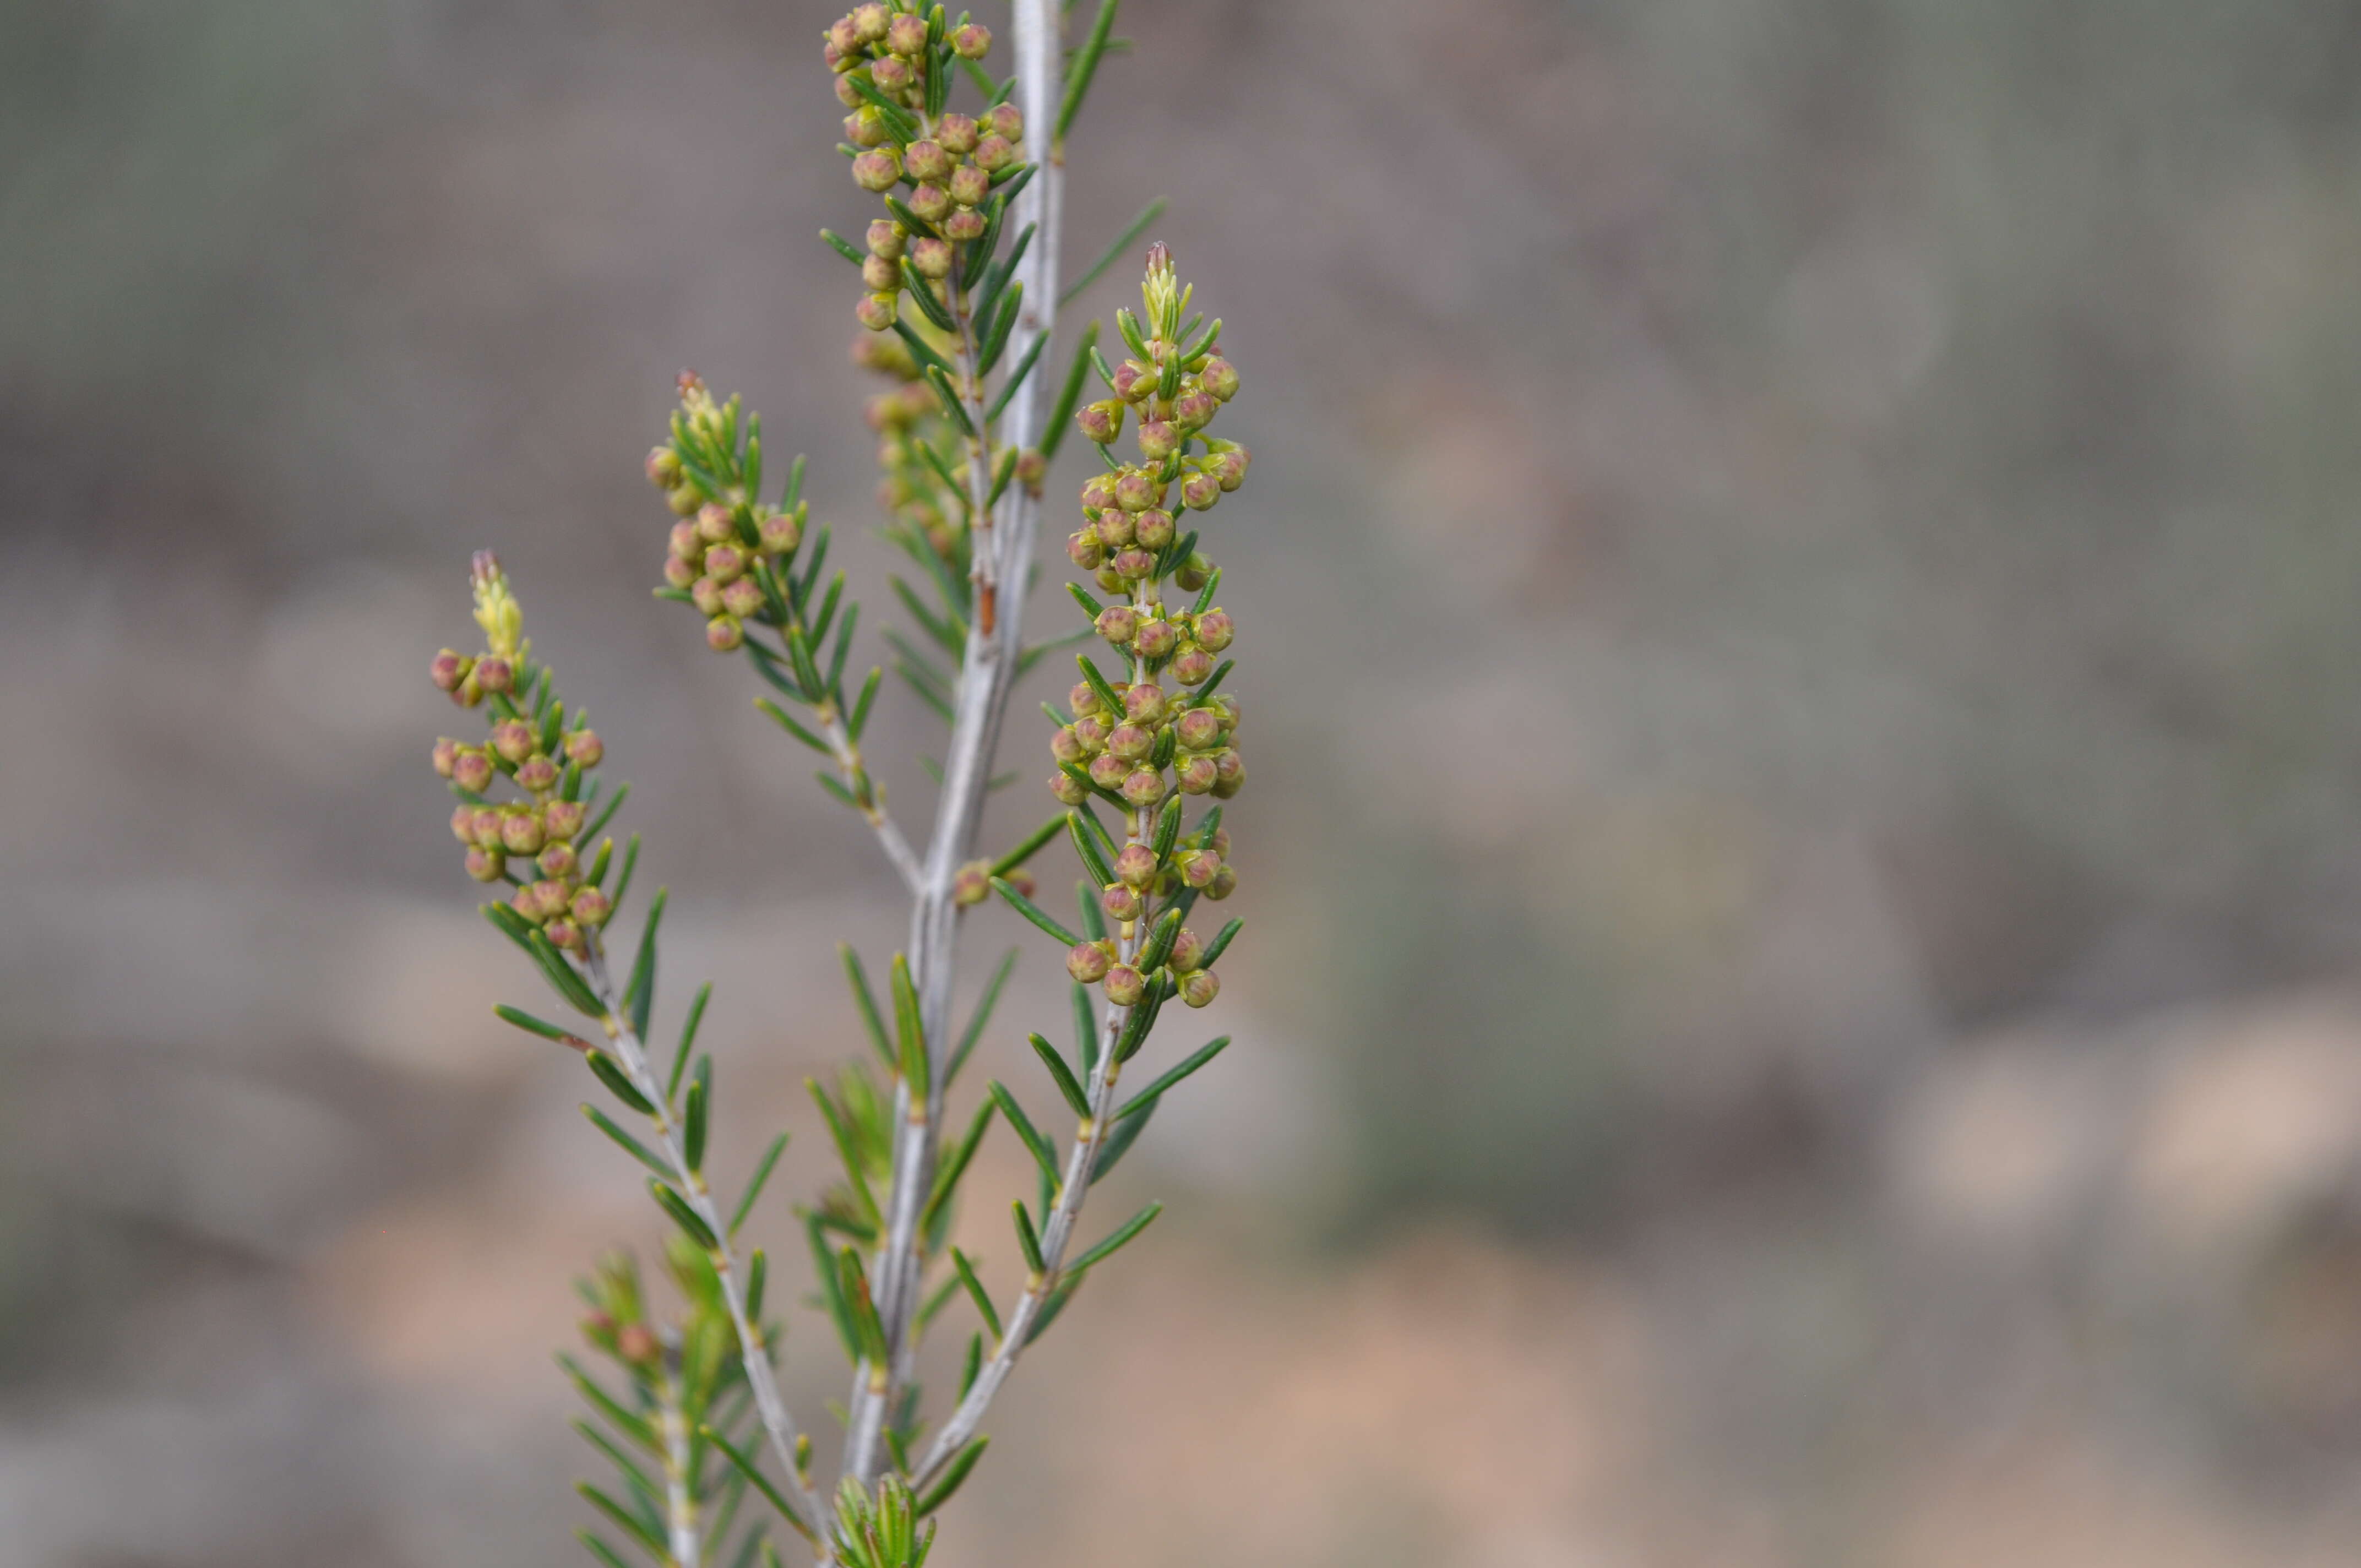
xmin=537 ymin=841 xmax=578 ymax=880
xmin=432 ymin=737 xmax=461 ymax=778
xmin=515 ymin=754 xmax=559 ymax=792
xmin=1210 ymin=749 xmax=1244 ymax=798
xmin=829 ymin=15 xmax=862 ymax=55
xmin=1134 ymin=508 xmax=1175 ymax=550
xmin=938 ymin=113 xmax=979 ymax=154
xmin=1174 ymin=707 xmax=1222 ymax=749
xmin=1080 ymin=473 xmax=1118 ymax=512
xmin=904 ymin=139 xmax=953 ymax=183
xmin=1050 ymin=771 xmax=1089 ymax=805
xmin=1071 ymin=715 xmax=1109 ymax=753
xmin=866 ymin=219 xmax=907 ymax=259
xmin=696 ymin=502 xmax=735 ymax=545
xmin=1070 ymin=680 xmax=1105 ymax=717
xmin=1174 ymin=552 xmax=1214 ymax=592
xmin=1095 ymin=605 xmax=1138 ymax=645
xmin=1172 ymin=389 xmax=1220 ymax=430
xmin=1113 ymin=470 xmax=1157 ymax=511
xmin=1095 ymin=564 xmax=1127 ymax=594
xmin=861 ymin=253 xmax=900 ymax=292
xmin=1122 ymin=767 xmax=1166 ymax=807
xmin=885 ymin=11 xmax=927 ymax=53
xmin=1004 ymin=867 xmax=1037 ymax=899
xmin=1065 ymin=529 xmax=1105 ymax=570
xmin=1177 ymin=754 xmax=1218 ymax=793
xmin=1176 ymin=848 xmax=1220 ymax=889
xmin=1171 ymin=648 xmax=1216 ymax=687
xmin=465 ymin=846 xmax=505 ymax=883
xmin=617 ymin=1321 xmax=661 ymax=1364
xmin=1114 ymin=843 xmax=1158 ymax=889
xmin=1193 ymin=609 xmax=1233 ymax=652
xmin=510 ymin=884 xmax=549 ymax=926
xmin=707 ymin=615 xmax=744 ymax=652
xmin=1134 ymin=618 xmax=1179 ymax=660
xmin=948 ymin=163 xmax=990 ymax=207
xmin=431 ymin=649 xmax=472 ymax=692
xmin=1180 ymin=471 xmax=1221 ymax=511
xmin=449 ymin=803 xmax=477 ymax=842
xmin=720 ymin=576 xmax=765 ymax=618
xmin=984 ymin=102 xmax=1024 ymax=141
xmin=846 ymin=107 xmax=891 ymax=148
xmin=951 ymin=21 xmax=991 ymax=58
xmin=1198 ymin=357 xmax=1239 ymax=401
xmin=571 ymin=885 xmax=611 ymax=926
xmin=502 ymin=811 xmax=547 ymax=855
xmin=759 ymin=513 xmax=802 ymax=554
xmin=646 ymin=447 xmax=683 ymax=488
xmin=470 ymin=808 xmax=505 ymax=848
xmin=1137 ymin=420 xmax=1179 ymax=461
xmin=476 ymin=656 xmax=514 ymax=694
xmin=544 ymin=799 xmax=586 ymax=840
xmin=836 ymin=73 xmax=864 ymax=107
xmin=544 ymin=916 xmax=584 ymax=953
xmin=1111 ymin=360 xmax=1153 ymax=403
xmin=691 ymin=576 xmax=726 ymax=616
xmin=855 ymin=291 xmax=899 ymax=332
xmin=1067 ymin=941 xmax=1113 ymax=983
xmin=1214 ymin=444 xmax=1250 ymax=491
xmin=850 ymin=4 xmax=889 ymax=42
xmin=1180 ymin=970 xmax=1221 ymax=1008
xmin=1101 ymin=883 xmax=1142 ymax=923
xmin=1076 ymin=400 xmax=1123 ymax=445
xmin=1168 ymin=927 xmax=1206 ymax=973
xmin=530 ymin=879 xmax=572 ymax=921
xmin=908 ymin=237 xmax=952 ymax=279
xmin=704 ymin=543 xmax=745 ymax=583
xmin=663 ymin=555 xmax=698 ymax=589
xmin=1094 ymin=508 xmax=1135 ymax=548
xmin=1107 ymin=721 xmax=1154 ymax=761
xmin=942 ymin=207 xmax=987 ymax=242
xmin=1210 ymin=827 xmax=1231 ymax=857
xmin=869 ymin=56 xmax=913 ymax=94
xmin=566 ymin=729 xmax=605 ymax=767
xmin=493 ymin=719 xmax=536 ymax=763
xmin=666 ymin=483 xmax=702 ymax=517
xmin=1050 ymin=726 xmax=1086 ymax=765
xmin=951 ymin=860 xmax=992 ymax=906
xmin=1112 ymin=548 xmax=1156 ymax=581
xmin=972 ymin=134 xmax=1015 ymax=172
xmin=1088 ymin=753 xmax=1129 ymax=789
xmin=668 ymin=520 xmax=702 ymax=560
xmin=1105 ymin=965 xmax=1146 ymax=1006
xmin=851 ymin=147 xmax=902 ymax=192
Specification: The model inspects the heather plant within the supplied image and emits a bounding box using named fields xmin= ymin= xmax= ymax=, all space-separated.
xmin=420 ymin=5 xmax=1252 ymax=1563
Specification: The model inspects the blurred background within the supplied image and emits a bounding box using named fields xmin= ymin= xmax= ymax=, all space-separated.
xmin=12 ymin=0 xmax=2361 ymax=1562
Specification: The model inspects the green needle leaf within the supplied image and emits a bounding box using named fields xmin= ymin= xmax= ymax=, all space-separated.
xmin=586 ymin=1050 xmax=656 ymax=1116
xmin=913 ymin=1436 xmax=990 ymax=1516
xmin=840 ymin=944 xmax=897 ymax=1072
xmin=1037 ymin=320 xmax=1100 ymax=461
xmin=1027 ymin=1032 xmax=1091 ymax=1119
xmin=1112 ymin=1035 xmax=1231 ymax=1123
xmin=988 ymin=1080 xmax=1059 ymax=1188
xmin=583 ymin=1104 xmax=672 ymax=1179
xmin=1060 ymin=196 xmax=1166 ymax=306
xmin=991 ymin=876 xmax=1081 ymax=946
xmin=494 ymin=1003 xmax=590 ymax=1049
xmin=949 ymin=1245 xmax=1002 ymax=1340
xmin=1067 ymin=1200 xmax=1162 ymax=1275
xmin=703 ymin=1424 xmax=814 ymax=1543
xmin=651 ymin=1179 xmax=720 ymax=1251
xmin=1057 ymin=0 xmax=1123 ymax=144
xmin=578 ymin=1482 xmax=667 ymax=1557
xmin=683 ymin=1075 xmax=709 ymax=1173
xmin=730 ymin=1131 xmax=790 ymax=1238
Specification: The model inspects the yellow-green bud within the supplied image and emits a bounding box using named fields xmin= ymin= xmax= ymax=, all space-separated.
xmin=851 ymin=148 xmax=901 ymax=192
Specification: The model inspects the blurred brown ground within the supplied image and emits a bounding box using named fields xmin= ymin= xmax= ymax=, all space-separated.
xmin=12 ymin=0 xmax=2361 ymax=1562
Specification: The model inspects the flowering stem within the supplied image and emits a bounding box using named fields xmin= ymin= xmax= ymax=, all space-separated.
xmin=658 ymin=1361 xmax=702 ymax=1567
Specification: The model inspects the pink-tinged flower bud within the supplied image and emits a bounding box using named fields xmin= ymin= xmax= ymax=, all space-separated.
xmin=972 ymin=134 xmax=1015 ymax=172
xmin=1071 ymin=715 xmax=1109 ymax=753
xmin=530 ymin=879 xmax=572 ymax=921
xmin=616 ymin=1319 xmax=660 ymax=1364
xmin=1094 ymin=508 xmax=1135 ymax=548
xmin=476 ymin=656 xmax=514 ymax=693
xmin=1114 ymin=843 xmax=1158 ymax=889
xmin=510 ymin=884 xmax=549 ymax=926
xmin=908 ymin=236 xmax=952 ymax=278
xmin=856 ymin=291 xmax=899 ymax=332
xmin=1167 ymin=927 xmax=1206 ymax=973
xmin=1018 ymin=449 xmax=1047 ymax=489
xmin=1180 ymin=970 xmax=1220 ymax=1009
xmin=545 ymin=799 xmax=586 ymax=841
xmin=1174 ymin=552 xmax=1212 ymax=592
xmin=948 ymin=163 xmax=990 ymax=207
xmin=869 ymin=55 xmax=913 ymax=93
xmin=942 ymin=206 xmax=987 ymax=242
xmin=836 ymin=73 xmax=864 ymax=107
xmin=1070 ymin=680 xmax=1105 ymax=717
xmin=850 ymin=3 xmax=889 ymax=41
xmin=1176 ymin=848 xmax=1220 ymax=889
xmin=951 ymin=859 xmax=992 ymax=906
xmin=570 ymin=885 xmax=611 ymax=927
xmin=1137 ymin=419 xmax=1179 ymax=461
xmin=492 ymin=719 xmax=536 ymax=763
xmin=465 ymin=846 xmax=505 ymax=883
xmin=1105 ymin=965 xmax=1146 ymax=1006
xmin=1113 ymin=469 xmax=1157 ymax=511
xmin=666 ymin=483 xmax=702 ymax=517
xmin=861 ymin=253 xmax=900 ymax=292
xmin=1134 ymin=508 xmax=1176 ymax=550
xmin=1174 ymin=706 xmax=1222 ymax=749
xmin=691 ymin=576 xmax=726 ymax=616
xmin=701 ymin=543 xmax=744 ymax=584
xmin=1172 ymin=389 xmax=1220 ymax=431
xmin=515 ymin=754 xmax=559 ymax=792
xmin=866 ymin=219 xmax=907 ymax=259
xmin=470 ymin=807 xmax=505 ymax=847
xmin=829 ymin=15 xmax=863 ymax=53
xmin=1095 ymin=605 xmax=1138 ymax=645
xmin=1198 ymin=357 xmax=1239 ymax=401
xmin=1080 ymin=472 xmax=1118 ymax=512
xmin=537 ymin=841 xmax=578 ymax=879
xmin=431 ymin=648 xmax=471 ymax=692
xmin=432 ymin=737 xmax=461 ymax=778
xmin=1111 ymin=360 xmax=1152 ymax=403
xmin=1112 ymin=548 xmax=1157 ymax=581
xmin=1214 ymin=444 xmax=1250 ymax=491
xmin=906 ymin=180 xmax=951 ymax=221
xmin=1122 ymin=767 xmax=1166 ymax=807
xmin=1050 ymin=726 xmax=1086 ymax=765
xmin=668 ymin=520 xmax=702 ymax=560
xmin=1210 ymin=693 xmax=1241 ymax=730
xmin=985 ymin=102 xmax=1024 ymax=141
xmin=1101 ymin=883 xmax=1142 ymax=923
xmin=565 ymin=729 xmax=604 ymax=767
xmin=1124 ymin=683 xmax=1167 ymax=723
xmin=951 ymin=21 xmax=991 ymax=58
xmin=647 ymin=446 xmax=683 ymax=487
xmin=662 ymin=554 xmax=698 ymax=589
xmin=905 ymin=139 xmax=953 ymax=183
xmin=1210 ymin=749 xmax=1244 ymax=798
xmin=1095 ymin=563 xmax=1127 ymax=595
xmin=1088 ymin=753 xmax=1129 ymax=789
xmin=1194 ymin=609 xmax=1234 ymax=652
xmin=759 ymin=513 xmax=802 ymax=554
xmin=693 ymin=501 xmax=733 ymax=545
xmin=1050 ymin=771 xmax=1089 ymax=805
xmin=1065 ymin=529 xmax=1105 ymax=570
xmin=1076 ymin=400 xmax=1123 ymax=445
xmin=1177 ymin=754 xmax=1218 ymax=794
xmin=1134 ymin=618 xmax=1179 ymax=661
xmin=707 ymin=615 xmax=744 ymax=652
xmin=1171 ymin=647 xmax=1216 ymax=687
xmin=1004 ymin=867 xmax=1037 ymax=898
xmin=449 ymin=803 xmax=478 ymax=842
xmin=846 ymin=107 xmax=891 ymax=148
xmin=544 ymin=916 xmax=584 ymax=953
xmin=721 ymin=575 xmax=765 ymax=619
xmin=1179 ymin=471 xmax=1221 ymax=511
xmin=1067 ymin=941 xmax=1112 ymax=983
xmin=1210 ymin=827 xmax=1231 ymax=857
xmin=1206 ymin=863 xmax=1238 ymax=900
xmin=851 ymin=147 xmax=901 ymax=192
xmin=502 ymin=810 xmax=547 ymax=855
xmin=886 ymin=10 xmax=927 ymax=53
xmin=938 ymin=112 xmax=979 ymax=154
xmin=1107 ymin=721 xmax=1154 ymax=761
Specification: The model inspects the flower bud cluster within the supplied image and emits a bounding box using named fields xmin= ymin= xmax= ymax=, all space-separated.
xmin=644 ymin=373 xmax=808 ymax=653
xmin=429 ymin=555 xmax=617 ymax=954
xmin=824 ymin=3 xmax=1025 ymax=333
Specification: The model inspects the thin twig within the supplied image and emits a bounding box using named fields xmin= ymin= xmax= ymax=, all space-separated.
xmin=659 ymin=1360 xmax=701 ymax=1568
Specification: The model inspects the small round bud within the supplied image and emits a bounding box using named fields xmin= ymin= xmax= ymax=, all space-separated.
xmin=1050 ymin=770 xmax=1090 ymax=805
xmin=469 ymin=808 xmax=505 ymax=848
xmin=907 ymin=181 xmax=952 ymax=221
xmin=1177 ymin=754 xmax=1218 ymax=793
xmin=1171 ymin=648 xmax=1216 ymax=687
xmin=1176 ymin=848 xmax=1221 ymax=889
xmin=1210 ymin=827 xmax=1231 ymax=857
xmin=1180 ymin=970 xmax=1221 ymax=1009
xmin=1180 ymin=471 xmax=1221 ymax=511
xmin=1114 ymin=843 xmax=1158 ymax=889
xmin=851 ymin=147 xmax=902 ymax=192
xmin=1067 ymin=941 xmax=1113 ymax=983
xmin=1065 ymin=529 xmax=1105 ymax=570
xmin=1175 ymin=707 xmax=1222 ymax=749
xmin=1105 ymin=965 xmax=1146 ymax=1006
xmin=855 ymin=291 xmax=899 ymax=332
xmin=662 ymin=554 xmax=698 ymax=589
xmin=1168 ymin=927 xmax=1206 ymax=973
xmin=667 ymin=483 xmax=703 ymax=516
xmin=1017 ymin=449 xmax=1046 ymax=488
xmin=1134 ymin=508 xmax=1176 ymax=550
xmin=905 ymin=139 xmax=953 ymax=183
xmin=908 ymin=236 xmax=952 ymax=279
xmin=432 ymin=737 xmax=461 ymax=778
xmin=1112 ymin=548 xmax=1157 ymax=581
xmin=1080 ymin=473 xmax=1118 ymax=512
xmin=617 ymin=1320 xmax=660 ymax=1364
xmin=696 ymin=502 xmax=736 ymax=545
xmin=1111 ymin=360 xmax=1154 ymax=404
xmin=465 ymin=846 xmax=505 ymax=883
xmin=885 ymin=11 xmax=927 ymax=54
xmin=861 ymin=253 xmax=900 ymax=292
xmin=1095 ymin=563 xmax=1127 ymax=594
xmin=558 ymin=729 xmax=600 ymax=768
xmin=1050 ymin=726 xmax=1086 ymax=765
xmin=668 ymin=520 xmax=703 ymax=560
xmin=1101 ymin=884 xmax=1143 ymax=923
xmin=707 ymin=615 xmax=744 ymax=652
xmin=449 ymin=803 xmax=478 ymax=842
xmin=1174 ymin=552 xmax=1214 ymax=592
xmin=846 ymin=107 xmax=891 ymax=148
xmin=571 ymin=885 xmax=611 ymax=926
xmin=1137 ymin=419 xmax=1180 ymax=461
xmin=942 ymin=207 xmax=986 ymax=242
xmin=1194 ymin=609 xmax=1234 ymax=652
xmin=690 ymin=576 xmax=726 ymax=616
xmin=938 ymin=113 xmax=979 ymax=154
xmin=537 ymin=841 xmax=578 ymax=879
xmin=1199 ymin=357 xmax=1239 ymax=401
xmin=948 ymin=163 xmax=990 ymax=207
xmin=1214 ymin=444 xmax=1250 ymax=491
xmin=1210 ymin=749 xmax=1244 ymax=798
xmin=1207 ymin=863 xmax=1238 ymax=900
xmin=868 ymin=57 xmax=913 ymax=95
xmin=529 ymin=879 xmax=571 ymax=921
xmin=646 ymin=447 xmax=683 ymax=488
xmin=502 ymin=810 xmax=547 ymax=855
xmin=543 ymin=799 xmax=586 ymax=840
xmin=1088 ymin=752 xmax=1129 ymax=789
xmin=1122 ymin=767 xmax=1166 ymax=807
xmin=476 ymin=656 xmax=514 ymax=694
xmin=1172 ymin=389 xmax=1220 ymax=431
xmin=515 ymin=754 xmax=559 ymax=792
xmin=1095 ymin=605 xmax=1138 ymax=645
xmin=850 ymin=4 xmax=889 ymax=42
xmin=972 ymin=134 xmax=1015 ymax=172
xmin=1107 ymin=721 xmax=1153 ymax=761
xmin=1076 ymin=400 xmax=1123 ymax=445
xmin=950 ymin=860 xmax=992 ymax=906
xmin=430 ymin=648 xmax=472 ymax=692
xmin=510 ymin=884 xmax=548 ymax=926
xmin=492 ymin=719 xmax=535 ymax=764
xmin=866 ymin=219 xmax=906 ymax=259
xmin=720 ymin=575 xmax=765 ymax=618
xmin=1113 ymin=470 xmax=1157 ymax=511
xmin=1094 ymin=508 xmax=1135 ymax=548
xmin=703 ymin=543 xmax=745 ymax=583
xmin=984 ymin=102 xmax=1024 ymax=141
xmin=836 ymin=73 xmax=864 ymax=107
xmin=543 ymin=917 xmax=584 ymax=953
xmin=1071 ymin=715 xmax=1109 ymax=753
xmin=759 ymin=513 xmax=802 ymax=554
xmin=1070 ymin=681 xmax=1105 ymax=717
xmin=951 ymin=21 xmax=991 ymax=58
xmin=1134 ymin=618 xmax=1179 ymax=661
